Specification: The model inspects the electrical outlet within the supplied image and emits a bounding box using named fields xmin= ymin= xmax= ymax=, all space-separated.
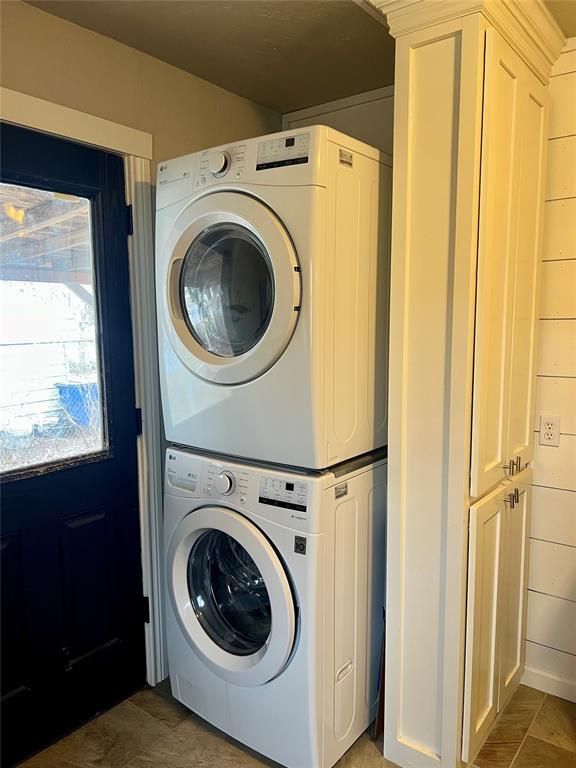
xmin=539 ymin=415 xmax=560 ymax=447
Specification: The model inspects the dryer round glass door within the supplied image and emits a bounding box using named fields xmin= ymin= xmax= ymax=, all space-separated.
xmin=180 ymin=223 xmax=274 ymax=358
xmin=162 ymin=191 xmax=301 ymax=385
xmin=167 ymin=506 xmax=297 ymax=686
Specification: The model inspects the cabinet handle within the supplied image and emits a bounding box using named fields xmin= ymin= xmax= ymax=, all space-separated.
xmin=514 ymin=487 xmax=520 ymax=503
xmin=502 ymin=460 xmax=515 ymax=474
xmin=515 ymin=456 xmax=522 ymax=473
xmin=504 ymin=492 xmax=516 ymax=509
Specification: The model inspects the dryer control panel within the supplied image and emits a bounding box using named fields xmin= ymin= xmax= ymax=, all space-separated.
xmin=195 ymin=143 xmax=248 ymax=189
xmin=256 ymin=133 xmax=310 ymax=171
xmin=156 ymin=128 xmax=330 ymax=212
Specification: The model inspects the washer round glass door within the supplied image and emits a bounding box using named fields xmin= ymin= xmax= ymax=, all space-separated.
xmin=187 ymin=529 xmax=271 ymax=656
xmin=167 ymin=506 xmax=297 ymax=686
xmin=162 ymin=191 xmax=301 ymax=385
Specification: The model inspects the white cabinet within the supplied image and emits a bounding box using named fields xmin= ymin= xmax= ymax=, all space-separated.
xmin=506 ymin=84 xmax=547 ymax=475
xmin=377 ymin=2 xmax=561 ymax=764
xmin=462 ymin=469 xmax=532 ymax=763
xmin=462 ymin=483 xmax=504 ymax=760
xmin=470 ymin=31 xmax=547 ymax=500
xmin=498 ymin=473 xmax=531 ymax=709
xmin=465 ymin=32 xmax=544 ymax=763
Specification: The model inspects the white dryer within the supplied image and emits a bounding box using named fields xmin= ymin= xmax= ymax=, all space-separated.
xmin=164 ymin=447 xmax=387 ymax=768
xmin=156 ymin=126 xmax=392 ymax=469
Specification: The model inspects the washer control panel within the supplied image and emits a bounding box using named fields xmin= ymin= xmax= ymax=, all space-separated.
xmin=166 ymin=451 xmax=249 ymax=502
xmin=165 ymin=450 xmax=310 ymax=522
xmin=205 ymin=464 xmax=246 ymax=499
xmin=166 ymin=450 xmax=201 ymax=492
xmin=258 ymin=476 xmax=309 ymax=517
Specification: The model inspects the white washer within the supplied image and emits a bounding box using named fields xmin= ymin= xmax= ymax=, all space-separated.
xmin=164 ymin=447 xmax=387 ymax=768
xmin=156 ymin=126 xmax=392 ymax=469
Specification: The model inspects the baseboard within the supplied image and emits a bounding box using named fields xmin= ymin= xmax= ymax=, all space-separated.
xmin=522 ymin=665 xmax=576 ymax=703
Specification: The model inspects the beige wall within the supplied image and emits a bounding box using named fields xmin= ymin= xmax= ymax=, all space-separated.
xmin=0 ymin=1 xmax=280 ymax=167
xmin=524 ymin=38 xmax=576 ymax=701
xmin=282 ymin=86 xmax=394 ymax=155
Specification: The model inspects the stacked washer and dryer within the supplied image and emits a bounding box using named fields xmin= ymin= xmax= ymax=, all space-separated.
xmin=156 ymin=126 xmax=392 ymax=768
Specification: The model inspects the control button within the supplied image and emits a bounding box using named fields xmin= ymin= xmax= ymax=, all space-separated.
xmin=215 ymin=471 xmax=235 ymax=496
xmin=240 ymin=494 xmax=247 ymax=504
xmin=208 ymin=151 xmax=231 ymax=176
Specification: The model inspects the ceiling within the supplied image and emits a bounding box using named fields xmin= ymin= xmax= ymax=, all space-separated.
xmin=544 ymin=0 xmax=576 ymax=37
xmin=27 ymin=0 xmax=395 ymax=114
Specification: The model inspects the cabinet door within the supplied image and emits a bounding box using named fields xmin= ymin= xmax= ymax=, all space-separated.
xmin=470 ymin=30 xmax=522 ymax=499
xmin=498 ymin=470 xmax=532 ymax=709
xmin=462 ymin=485 xmax=505 ymax=763
xmin=506 ymin=76 xmax=547 ymax=473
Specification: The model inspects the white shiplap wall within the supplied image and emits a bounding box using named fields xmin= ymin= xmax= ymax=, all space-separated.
xmin=523 ymin=38 xmax=576 ymax=703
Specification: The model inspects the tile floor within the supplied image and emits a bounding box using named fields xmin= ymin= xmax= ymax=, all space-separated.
xmin=19 ymin=683 xmax=575 ymax=768
xmin=473 ymin=685 xmax=576 ymax=768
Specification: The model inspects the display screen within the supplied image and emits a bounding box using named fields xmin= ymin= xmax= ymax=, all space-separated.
xmin=285 ymin=482 xmax=294 ymax=492
xmin=285 ymin=137 xmax=295 ymax=147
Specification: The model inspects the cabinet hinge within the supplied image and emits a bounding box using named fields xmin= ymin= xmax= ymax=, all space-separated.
xmin=142 ymin=595 xmax=150 ymax=624
xmin=126 ymin=203 xmax=134 ymax=236
xmin=135 ymin=407 xmax=143 ymax=436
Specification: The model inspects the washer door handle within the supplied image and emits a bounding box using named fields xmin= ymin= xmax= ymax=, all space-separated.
xmin=336 ymin=661 xmax=354 ymax=682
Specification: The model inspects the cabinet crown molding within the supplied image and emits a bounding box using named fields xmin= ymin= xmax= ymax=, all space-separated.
xmin=370 ymin=0 xmax=565 ymax=83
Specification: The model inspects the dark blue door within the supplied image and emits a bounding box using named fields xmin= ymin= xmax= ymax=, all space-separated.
xmin=0 ymin=123 xmax=146 ymax=766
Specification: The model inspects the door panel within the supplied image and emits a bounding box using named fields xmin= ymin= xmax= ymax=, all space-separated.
xmin=60 ymin=506 xmax=117 ymax=660
xmin=507 ymin=79 xmax=548 ymax=471
xmin=0 ymin=123 xmax=145 ymax=766
xmin=470 ymin=31 xmax=521 ymax=498
xmin=462 ymin=485 xmax=504 ymax=763
xmin=0 ymin=531 xmax=28 ymax=697
xmin=498 ymin=470 xmax=531 ymax=709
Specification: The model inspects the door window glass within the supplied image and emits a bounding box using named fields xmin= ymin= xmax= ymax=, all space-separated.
xmin=0 ymin=183 xmax=106 ymax=474
xmin=180 ymin=223 xmax=274 ymax=357
xmin=187 ymin=529 xmax=272 ymax=655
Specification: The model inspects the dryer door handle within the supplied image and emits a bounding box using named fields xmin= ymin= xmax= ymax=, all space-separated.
xmin=168 ymin=258 xmax=184 ymax=319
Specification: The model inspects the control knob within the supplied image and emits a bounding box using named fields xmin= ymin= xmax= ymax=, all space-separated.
xmin=215 ymin=471 xmax=235 ymax=496
xmin=208 ymin=151 xmax=231 ymax=176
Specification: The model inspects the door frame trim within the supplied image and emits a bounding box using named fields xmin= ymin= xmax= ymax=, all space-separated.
xmin=0 ymin=88 xmax=153 ymax=159
xmin=0 ymin=87 xmax=166 ymax=686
